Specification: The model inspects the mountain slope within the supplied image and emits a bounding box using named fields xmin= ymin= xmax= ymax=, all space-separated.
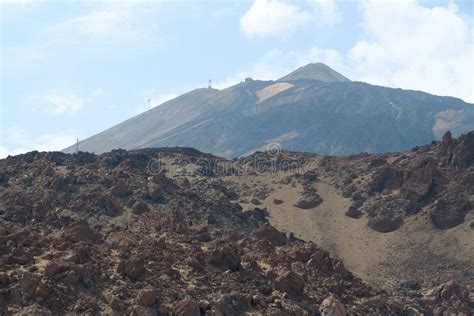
xmin=1 ymin=134 xmax=473 ymax=314
xmin=64 ymin=64 xmax=474 ymax=157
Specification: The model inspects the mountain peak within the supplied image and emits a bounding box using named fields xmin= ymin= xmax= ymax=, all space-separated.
xmin=278 ymin=63 xmax=350 ymax=82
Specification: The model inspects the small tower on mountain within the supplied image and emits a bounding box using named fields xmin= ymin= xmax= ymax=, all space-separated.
xmin=208 ymin=79 xmax=212 ymax=89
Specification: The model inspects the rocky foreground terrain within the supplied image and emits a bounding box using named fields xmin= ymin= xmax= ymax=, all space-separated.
xmin=1 ymin=131 xmax=473 ymax=315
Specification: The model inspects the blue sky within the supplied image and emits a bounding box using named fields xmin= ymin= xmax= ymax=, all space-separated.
xmin=1 ymin=0 xmax=473 ymax=157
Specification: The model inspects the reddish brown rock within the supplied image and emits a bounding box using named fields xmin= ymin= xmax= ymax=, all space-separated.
xmin=345 ymin=205 xmax=362 ymax=219
xmin=208 ymin=244 xmax=241 ymax=272
xmin=110 ymin=179 xmax=131 ymax=197
xmin=274 ymin=271 xmax=305 ymax=299
xmin=370 ymin=166 xmax=404 ymax=193
xmin=136 ymin=288 xmax=157 ymax=306
xmin=255 ymin=223 xmax=286 ymax=246
xmin=175 ymin=299 xmax=201 ymax=316
xmin=451 ymin=131 xmax=474 ymax=167
xmin=132 ymin=200 xmax=150 ymax=214
xmin=117 ymin=256 xmax=146 ymax=280
xmin=367 ymin=214 xmax=403 ymax=233
xmin=293 ymin=195 xmax=323 ymax=209
xmin=273 ymin=198 xmax=284 ymax=205
xmin=147 ymin=180 xmax=163 ymax=201
xmin=250 ymin=198 xmax=261 ymax=205
xmin=62 ymin=220 xmax=102 ymax=244
xmin=429 ymin=196 xmax=472 ymax=229
xmin=320 ymin=295 xmax=346 ymax=316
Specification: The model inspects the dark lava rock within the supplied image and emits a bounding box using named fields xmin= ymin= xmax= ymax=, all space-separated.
xmin=370 ymin=166 xmax=404 ymax=193
xmin=208 ymin=244 xmax=241 ymax=272
xmin=293 ymin=195 xmax=323 ymax=209
xmin=62 ymin=220 xmax=102 ymax=244
xmin=255 ymin=223 xmax=286 ymax=246
xmin=274 ymin=271 xmax=305 ymax=299
xmin=429 ymin=196 xmax=472 ymax=229
xmin=345 ymin=205 xmax=362 ymax=219
xmin=367 ymin=215 xmax=403 ymax=233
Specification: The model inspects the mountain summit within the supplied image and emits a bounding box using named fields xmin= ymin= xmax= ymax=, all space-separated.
xmin=278 ymin=63 xmax=350 ymax=82
xmin=64 ymin=63 xmax=474 ymax=157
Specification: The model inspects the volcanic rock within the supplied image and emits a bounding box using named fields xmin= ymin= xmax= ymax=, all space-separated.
xmin=117 ymin=256 xmax=146 ymax=280
xmin=274 ymin=271 xmax=305 ymax=299
xmin=110 ymin=179 xmax=131 ymax=197
xmin=320 ymin=295 xmax=346 ymax=316
xmin=208 ymin=244 xmax=241 ymax=272
xmin=293 ymin=195 xmax=323 ymax=209
xmin=62 ymin=220 xmax=102 ymax=244
xmin=429 ymin=196 xmax=472 ymax=229
xmin=345 ymin=205 xmax=362 ymax=219
xmin=255 ymin=223 xmax=286 ymax=246
xmin=175 ymin=299 xmax=201 ymax=316
xmin=367 ymin=214 xmax=403 ymax=233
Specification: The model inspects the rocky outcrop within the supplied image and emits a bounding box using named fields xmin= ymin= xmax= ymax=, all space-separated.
xmin=429 ymin=196 xmax=472 ymax=229
xmin=0 ymin=141 xmax=472 ymax=314
xmin=370 ymin=166 xmax=404 ymax=193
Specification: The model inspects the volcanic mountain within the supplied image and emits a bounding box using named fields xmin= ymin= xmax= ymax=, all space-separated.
xmin=63 ymin=63 xmax=474 ymax=157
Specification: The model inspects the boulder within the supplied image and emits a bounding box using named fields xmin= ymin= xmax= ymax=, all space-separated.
xmin=429 ymin=196 xmax=472 ymax=229
xmin=367 ymin=215 xmax=403 ymax=233
xmin=255 ymin=223 xmax=286 ymax=246
xmin=132 ymin=201 xmax=150 ymax=214
xmin=250 ymin=198 xmax=261 ymax=205
xmin=62 ymin=220 xmax=102 ymax=244
xmin=147 ymin=179 xmax=164 ymax=202
xmin=117 ymin=256 xmax=146 ymax=280
xmin=273 ymin=198 xmax=284 ymax=205
xmin=293 ymin=195 xmax=322 ymax=209
xmin=104 ymin=195 xmax=124 ymax=216
xmin=212 ymin=293 xmax=252 ymax=315
xmin=303 ymin=171 xmax=318 ymax=181
xmin=400 ymin=158 xmax=441 ymax=203
xmin=319 ymin=295 xmax=347 ymax=316
xmin=175 ymin=299 xmax=201 ymax=316
xmin=274 ymin=271 xmax=305 ymax=299
xmin=208 ymin=244 xmax=241 ymax=272
xmin=370 ymin=166 xmax=404 ymax=193
xmin=136 ymin=289 xmax=157 ymax=306
xmin=451 ymin=131 xmax=474 ymax=167
xmin=345 ymin=205 xmax=362 ymax=219
xmin=110 ymin=180 xmax=131 ymax=197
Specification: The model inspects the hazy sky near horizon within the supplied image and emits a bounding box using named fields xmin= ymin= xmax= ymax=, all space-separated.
xmin=1 ymin=0 xmax=473 ymax=157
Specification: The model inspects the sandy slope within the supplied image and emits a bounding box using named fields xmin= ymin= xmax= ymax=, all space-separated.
xmin=228 ymin=173 xmax=474 ymax=290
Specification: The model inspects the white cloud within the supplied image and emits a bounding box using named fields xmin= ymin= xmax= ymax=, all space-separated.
xmin=28 ymin=89 xmax=104 ymax=115
xmin=237 ymin=1 xmax=473 ymax=102
xmin=348 ymin=0 xmax=473 ymax=102
xmin=240 ymin=0 xmax=342 ymax=38
xmin=44 ymin=93 xmax=89 ymax=114
xmin=0 ymin=126 xmax=77 ymax=158
xmin=0 ymin=0 xmax=42 ymax=5
xmin=313 ymin=0 xmax=341 ymax=26
xmin=240 ymin=0 xmax=312 ymax=37
xmin=48 ymin=6 xmax=140 ymax=43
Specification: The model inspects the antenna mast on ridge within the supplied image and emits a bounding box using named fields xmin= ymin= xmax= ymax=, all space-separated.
xmin=208 ymin=79 xmax=212 ymax=89
xmin=75 ymin=138 xmax=79 ymax=153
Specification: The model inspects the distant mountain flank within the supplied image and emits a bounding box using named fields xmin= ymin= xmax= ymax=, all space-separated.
xmin=64 ymin=63 xmax=474 ymax=157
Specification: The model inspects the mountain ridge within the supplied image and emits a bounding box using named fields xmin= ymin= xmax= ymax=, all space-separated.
xmin=63 ymin=63 xmax=474 ymax=157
